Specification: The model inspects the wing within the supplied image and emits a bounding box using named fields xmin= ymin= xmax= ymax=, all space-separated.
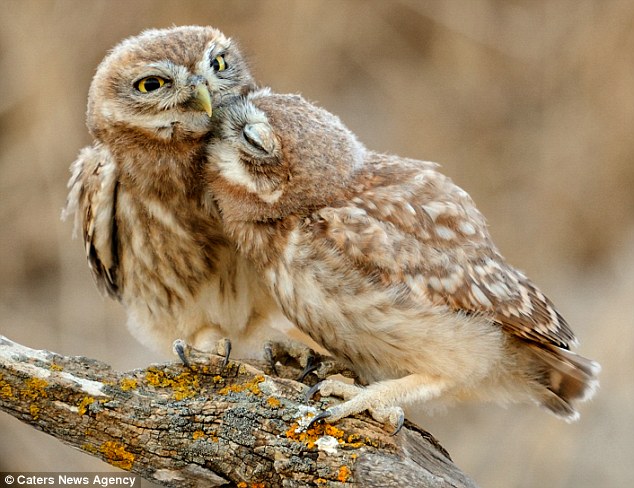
xmin=314 ymin=154 xmax=577 ymax=349
xmin=63 ymin=143 xmax=120 ymax=300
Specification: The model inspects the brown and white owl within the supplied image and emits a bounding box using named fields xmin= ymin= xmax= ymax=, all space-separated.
xmin=63 ymin=26 xmax=299 ymax=363
xmin=205 ymin=89 xmax=600 ymax=431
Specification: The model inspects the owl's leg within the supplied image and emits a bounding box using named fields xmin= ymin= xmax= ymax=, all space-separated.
xmin=263 ymin=339 xmax=354 ymax=382
xmin=306 ymin=375 xmax=448 ymax=434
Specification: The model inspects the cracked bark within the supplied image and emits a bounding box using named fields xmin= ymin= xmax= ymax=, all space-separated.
xmin=0 ymin=335 xmax=478 ymax=487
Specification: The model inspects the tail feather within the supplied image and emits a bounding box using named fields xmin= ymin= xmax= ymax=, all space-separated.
xmin=526 ymin=343 xmax=600 ymax=421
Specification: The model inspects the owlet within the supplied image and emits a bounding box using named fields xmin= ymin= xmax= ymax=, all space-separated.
xmin=205 ymin=89 xmax=600 ymax=431
xmin=63 ymin=26 xmax=295 ymax=361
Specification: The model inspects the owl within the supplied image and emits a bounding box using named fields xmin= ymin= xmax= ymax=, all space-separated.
xmin=205 ymin=89 xmax=601 ymax=431
xmin=63 ymin=26 xmax=304 ymax=365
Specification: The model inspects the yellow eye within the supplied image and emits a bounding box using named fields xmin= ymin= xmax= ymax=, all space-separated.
xmin=211 ymin=55 xmax=227 ymax=72
xmin=135 ymin=76 xmax=166 ymax=93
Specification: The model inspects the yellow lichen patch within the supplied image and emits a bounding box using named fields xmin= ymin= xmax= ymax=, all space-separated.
xmin=29 ymin=404 xmax=40 ymax=419
xmin=337 ymin=465 xmax=352 ymax=482
xmin=266 ymin=396 xmax=281 ymax=408
xmin=218 ymin=375 xmax=264 ymax=396
xmin=49 ymin=363 xmax=63 ymax=372
xmin=236 ymin=483 xmax=265 ymax=488
xmin=344 ymin=432 xmax=384 ymax=450
xmin=21 ymin=378 xmax=48 ymax=400
xmin=145 ymin=367 xmax=200 ymax=400
xmin=77 ymin=396 xmax=95 ymax=415
xmin=237 ymin=483 xmax=247 ymax=488
xmin=0 ymin=374 xmax=14 ymax=399
xmin=192 ymin=430 xmax=205 ymax=440
xmin=99 ymin=441 xmax=135 ymax=470
xmin=190 ymin=364 xmax=211 ymax=375
xmin=285 ymin=422 xmax=346 ymax=450
xmin=82 ymin=443 xmax=97 ymax=454
xmin=119 ymin=378 xmax=138 ymax=391
xmin=212 ymin=375 xmax=224 ymax=384
xmin=315 ymin=479 xmax=328 ymax=485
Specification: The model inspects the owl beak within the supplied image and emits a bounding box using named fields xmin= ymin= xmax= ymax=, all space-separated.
xmin=192 ymin=83 xmax=213 ymax=117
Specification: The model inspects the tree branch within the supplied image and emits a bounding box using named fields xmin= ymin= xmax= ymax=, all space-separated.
xmin=0 ymin=335 xmax=477 ymax=487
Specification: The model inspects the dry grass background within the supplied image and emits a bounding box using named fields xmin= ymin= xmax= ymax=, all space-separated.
xmin=1 ymin=1 xmax=632 ymax=486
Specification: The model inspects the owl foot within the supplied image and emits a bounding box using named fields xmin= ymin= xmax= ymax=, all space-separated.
xmin=263 ymin=339 xmax=354 ymax=383
xmin=172 ymin=339 xmax=192 ymax=368
xmin=306 ymin=379 xmax=405 ymax=435
xmin=264 ymin=339 xmax=316 ymax=379
xmin=214 ymin=337 xmax=232 ymax=369
xmin=172 ymin=338 xmax=232 ymax=370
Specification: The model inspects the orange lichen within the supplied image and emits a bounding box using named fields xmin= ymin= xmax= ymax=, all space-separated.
xmin=145 ymin=367 xmax=200 ymax=400
xmin=236 ymin=483 xmax=264 ymax=488
xmin=77 ymin=396 xmax=95 ymax=415
xmin=21 ymin=378 xmax=48 ymax=400
xmin=190 ymin=364 xmax=212 ymax=375
xmin=0 ymin=374 xmax=14 ymax=399
xmin=192 ymin=430 xmax=205 ymax=440
xmin=285 ymin=422 xmax=346 ymax=450
xmin=99 ymin=441 xmax=135 ymax=470
xmin=266 ymin=396 xmax=281 ymax=408
xmin=337 ymin=465 xmax=352 ymax=482
xmin=218 ymin=375 xmax=264 ymax=396
xmin=29 ymin=404 xmax=40 ymax=419
xmin=119 ymin=378 xmax=138 ymax=391
xmin=82 ymin=443 xmax=97 ymax=454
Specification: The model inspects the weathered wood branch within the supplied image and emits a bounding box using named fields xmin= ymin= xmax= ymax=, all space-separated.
xmin=0 ymin=335 xmax=477 ymax=487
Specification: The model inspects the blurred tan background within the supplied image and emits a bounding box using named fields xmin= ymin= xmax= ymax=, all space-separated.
xmin=1 ymin=1 xmax=632 ymax=486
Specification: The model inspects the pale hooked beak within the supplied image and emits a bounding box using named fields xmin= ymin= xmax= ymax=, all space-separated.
xmin=192 ymin=83 xmax=213 ymax=117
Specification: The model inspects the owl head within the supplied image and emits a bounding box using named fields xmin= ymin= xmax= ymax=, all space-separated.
xmin=206 ymin=89 xmax=366 ymax=222
xmin=87 ymin=26 xmax=255 ymax=144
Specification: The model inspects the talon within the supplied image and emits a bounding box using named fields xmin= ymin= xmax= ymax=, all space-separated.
xmin=307 ymin=410 xmax=331 ymax=429
xmin=172 ymin=339 xmax=191 ymax=368
xmin=391 ymin=411 xmax=405 ymax=436
xmin=305 ymin=381 xmax=323 ymax=402
xmin=264 ymin=343 xmax=279 ymax=376
xmin=220 ymin=338 xmax=232 ymax=369
xmin=297 ymin=353 xmax=319 ymax=382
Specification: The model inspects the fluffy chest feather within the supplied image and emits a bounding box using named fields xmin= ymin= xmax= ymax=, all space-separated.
xmin=115 ymin=187 xmax=242 ymax=320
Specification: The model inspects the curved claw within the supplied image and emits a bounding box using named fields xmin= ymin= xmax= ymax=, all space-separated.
xmin=264 ymin=343 xmax=279 ymax=376
xmin=172 ymin=339 xmax=191 ymax=369
xmin=220 ymin=338 xmax=232 ymax=369
xmin=297 ymin=353 xmax=319 ymax=382
xmin=305 ymin=381 xmax=324 ymax=402
xmin=391 ymin=410 xmax=406 ymax=436
xmin=307 ymin=410 xmax=331 ymax=429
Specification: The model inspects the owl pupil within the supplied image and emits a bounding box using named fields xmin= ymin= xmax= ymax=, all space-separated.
xmin=144 ymin=78 xmax=161 ymax=91
xmin=211 ymin=55 xmax=227 ymax=71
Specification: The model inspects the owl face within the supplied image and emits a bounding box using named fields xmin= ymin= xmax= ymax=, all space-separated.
xmin=87 ymin=26 xmax=255 ymax=142
xmin=207 ymin=90 xmax=365 ymax=221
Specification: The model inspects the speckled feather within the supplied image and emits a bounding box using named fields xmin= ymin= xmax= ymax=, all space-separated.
xmin=319 ymin=153 xmax=577 ymax=349
xmin=63 ymin=27 xmax=293 ymax=358
xmin=207 ymin=90 xmax=600 ymax=421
